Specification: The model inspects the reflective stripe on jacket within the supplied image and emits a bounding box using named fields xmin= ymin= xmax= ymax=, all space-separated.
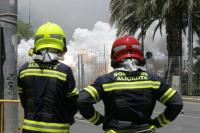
xmin=23 ymin=119 xmax=70 ymax=133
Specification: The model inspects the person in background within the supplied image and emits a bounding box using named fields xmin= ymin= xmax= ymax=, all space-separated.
xmin=17 ymin=22 xmax=78 ymax=133
xmin=77 ymin=35 xmax=183 ymax=133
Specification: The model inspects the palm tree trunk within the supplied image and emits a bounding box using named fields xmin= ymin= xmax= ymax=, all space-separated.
xmin=165 ymin=4 xmax=183 ymax=85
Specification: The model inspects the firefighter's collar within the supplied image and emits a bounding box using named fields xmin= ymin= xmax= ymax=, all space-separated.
xmin=33 ymin=51 xmax=63 ymax=62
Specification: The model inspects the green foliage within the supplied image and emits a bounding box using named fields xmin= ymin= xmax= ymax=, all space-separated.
xmin=17 ymin=20 xmax=33 ymax=42
xmin=110 ymin=0 xmax=200 ymax=86
xmin=110 ymin=0 xmax=200 ymax=39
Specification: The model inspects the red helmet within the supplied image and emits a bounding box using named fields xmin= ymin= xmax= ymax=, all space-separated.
xmin=111 ymin=35 xmax=144 ymax=63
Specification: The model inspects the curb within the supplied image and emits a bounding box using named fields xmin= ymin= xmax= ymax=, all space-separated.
xmin=182 ymin=97 xmax=200 ymax=103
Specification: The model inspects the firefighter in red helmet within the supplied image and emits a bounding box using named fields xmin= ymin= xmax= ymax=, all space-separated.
xmin=77 ymin=35 xmax=183 ymax=133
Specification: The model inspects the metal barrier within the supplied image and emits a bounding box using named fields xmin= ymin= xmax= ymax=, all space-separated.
xmin=0 ymin=99 xmax=22 ymax=133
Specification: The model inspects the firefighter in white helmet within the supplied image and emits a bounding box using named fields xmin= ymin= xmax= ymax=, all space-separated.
xmin=77 ymin=35 xmax=183 ymax=133
xmin=17 ymin=22 xmax=78 ymax=133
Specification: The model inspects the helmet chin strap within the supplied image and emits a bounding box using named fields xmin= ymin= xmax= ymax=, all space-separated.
xmin=34 ymin=49 xmax=64 ymax=62
xmin=115 ymin=58 xmax=140 ymax=72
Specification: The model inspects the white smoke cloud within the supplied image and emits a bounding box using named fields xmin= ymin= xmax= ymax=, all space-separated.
xmin=142 ymin=21 xmax=198 ymax=62
xmin=62 ymin=21 xmax=117 ymax=66
xmin=140 ymin=21 xmax=168 ymax=60
xmin=17 ymin=39 xmax=34 ymax=68
xmin=17 ymin=21 xmax=117 ymax=68
xmin=68 ymin=21 xmax=117 ymax=53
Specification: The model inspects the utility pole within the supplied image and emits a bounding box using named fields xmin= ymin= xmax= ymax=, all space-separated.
xmin=0 ymin=25 xmax=6 ymax=99
xmin=81 ymin=54 xmax=85 ymax=88
xmin=0 ymin=25 xmax=6 ymax=133
xmin=77 ymin=54 xmax=85 ymax=91
xmin=188 ymin=0 xmax=193 ymax=95
xmin=0 ymin=0 xmax=18 ymax=132
xmin=78 ymin=54 xmax=81 ymax=90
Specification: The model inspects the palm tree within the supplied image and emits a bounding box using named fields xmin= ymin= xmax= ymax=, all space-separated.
xmin=110 ymin=0 xmax=200 ymax=83
xmin=17 ymin=20 xmax=33 ymax=43
xmin=193 ymin=40 xmax=200 ymax=73
xmin=193 ymin=39 xmax=200 ymax=94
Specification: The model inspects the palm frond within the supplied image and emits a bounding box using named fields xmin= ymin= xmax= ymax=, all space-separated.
xmin=153 ymin=17 xmax=164 ymax=39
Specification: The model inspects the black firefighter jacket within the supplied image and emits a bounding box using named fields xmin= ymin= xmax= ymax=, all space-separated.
xmin=17 ymin=60 xmax=78 ymax=133
xmin=77 ymin=69 xmax=183 ymax=131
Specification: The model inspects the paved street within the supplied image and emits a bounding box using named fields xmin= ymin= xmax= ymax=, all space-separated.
xmin=71 ymin=101 xmax=200 ymax=133
xmin=71 ymin=120 xmax=103 ymax=133
xmin=155 ymin=102 xmax=200 ymax=133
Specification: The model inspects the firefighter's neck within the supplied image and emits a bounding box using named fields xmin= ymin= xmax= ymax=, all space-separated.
xmin=115 ymin=58 xmax=139 ymax=72
xmin=34 ymin=50 xmax=63 ymax=63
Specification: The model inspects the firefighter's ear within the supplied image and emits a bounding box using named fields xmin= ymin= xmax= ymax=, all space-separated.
xmin=28 ymin=48 xmax=35 ymax=57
